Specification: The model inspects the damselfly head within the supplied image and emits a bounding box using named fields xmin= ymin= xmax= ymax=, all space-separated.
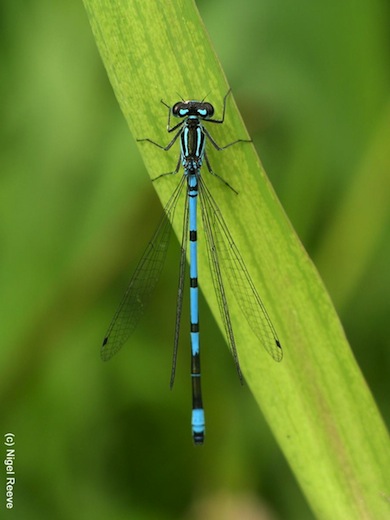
xmin=172 ymin=101 xmax=215 ymax=119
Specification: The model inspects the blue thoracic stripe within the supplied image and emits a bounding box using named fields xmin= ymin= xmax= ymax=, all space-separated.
xmin=101 ymin=90 xmax=283 ymax=446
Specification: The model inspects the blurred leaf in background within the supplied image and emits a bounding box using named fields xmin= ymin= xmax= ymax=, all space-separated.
xmin=0 ymin=0 xmax=388 ymax=519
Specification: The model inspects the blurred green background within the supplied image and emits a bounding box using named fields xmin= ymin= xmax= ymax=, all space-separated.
xmin=1 ymin=0 xmax=389 ymax=518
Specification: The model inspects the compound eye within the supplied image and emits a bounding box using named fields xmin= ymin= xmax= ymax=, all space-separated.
xmin=203 ymin=102 xmax=214 ymax=118
xmin=172 ymin=102 xmax=188 ymax=118
xmin=196 ymin=103 xmax=214 ymax=118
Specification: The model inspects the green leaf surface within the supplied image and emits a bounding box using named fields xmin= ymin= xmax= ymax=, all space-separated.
xmin=83 ymin=1 xmax=390 ymax=518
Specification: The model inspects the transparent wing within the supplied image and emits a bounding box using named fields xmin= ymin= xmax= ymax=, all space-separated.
xmin=170 ymin=192 xmax=189 ymax=387
xmin=101 ymin=176 xmax=186 ymax=361
xmin=200 ymin=181 xmax=243 ymax=381
xmin=199 ymin=178 xmax=283 ymax=363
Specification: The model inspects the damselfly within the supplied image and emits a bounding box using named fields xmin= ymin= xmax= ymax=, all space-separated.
xmin=101 ymin=90 xmax=283 ymax=444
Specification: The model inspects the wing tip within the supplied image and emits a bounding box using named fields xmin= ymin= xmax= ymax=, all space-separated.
xmin=101 ymin=336 xmax=110 ymax=361
xmin=275 ymin=339 xmax=283 ymax=362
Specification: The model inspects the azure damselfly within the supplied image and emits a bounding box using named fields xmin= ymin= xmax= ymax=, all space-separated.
xmin=102 ymin=90 xmax=283 ymax=444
